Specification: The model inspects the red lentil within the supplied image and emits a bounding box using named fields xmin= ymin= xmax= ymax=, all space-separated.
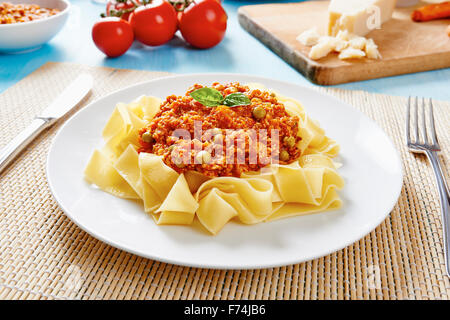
xmin=0 ymin=2 xmax=59 ymax=24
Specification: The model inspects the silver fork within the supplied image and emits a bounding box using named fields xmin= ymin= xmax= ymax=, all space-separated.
xmin=406 ymin=96 xmax=450 ymax=277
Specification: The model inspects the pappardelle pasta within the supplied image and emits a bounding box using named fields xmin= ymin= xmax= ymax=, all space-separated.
xmin=84 ymin=83 xmax=344 ymax=235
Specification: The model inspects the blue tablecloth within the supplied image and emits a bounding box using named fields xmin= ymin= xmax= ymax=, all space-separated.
xmin=1 ymin=0 xmax=449 ymax=100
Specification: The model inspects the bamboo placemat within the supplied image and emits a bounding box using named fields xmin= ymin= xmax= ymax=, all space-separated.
xmin=0 ymin=62 xmax=449 ymax=300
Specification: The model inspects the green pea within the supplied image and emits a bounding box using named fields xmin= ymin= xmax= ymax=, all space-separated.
xmin=195 ymin=150 xmax=211 ymax=164
xmin=284 ymin=136 xmax=296 ymax=148
xmin=142 ymin=131 xmax=154 ymax=143
xmin=252 ymin=106 xmax=266 ymax=120
xmin=173 ymin=157 xmax=185 ymax=168
xmin=192 ymin=138 xmax=203 ymax=149
xmin=280 ymin=150 xmax=290 ymax=162
xmin=213 ymin=134 xmax=223 ymax=144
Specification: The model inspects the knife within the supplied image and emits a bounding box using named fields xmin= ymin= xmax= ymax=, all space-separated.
xmin=0 ymin=74 xmax=93 ymax=174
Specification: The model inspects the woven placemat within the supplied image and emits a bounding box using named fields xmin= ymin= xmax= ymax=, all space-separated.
xmin=0 ymin=62 xmax=449 ymax=300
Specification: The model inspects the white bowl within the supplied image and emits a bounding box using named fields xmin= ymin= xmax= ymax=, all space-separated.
xmin=0 ymin=0 xmax=70 ymax=53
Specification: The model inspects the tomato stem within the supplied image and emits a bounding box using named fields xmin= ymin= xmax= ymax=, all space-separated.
xmin=102 ymin=0 xmax=152 ymax=19
xmin=102 ymin=0 xmax=194 ymax=19
xmin=168 ymin=0 xmax=194 ymax=12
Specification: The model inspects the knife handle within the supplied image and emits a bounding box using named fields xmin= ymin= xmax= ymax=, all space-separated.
xmin=0 ymin=117 xmax=54 ymax=175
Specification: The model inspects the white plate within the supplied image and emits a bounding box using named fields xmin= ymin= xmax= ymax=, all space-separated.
xmin=47 ymin=74 xmax=403 ymax=269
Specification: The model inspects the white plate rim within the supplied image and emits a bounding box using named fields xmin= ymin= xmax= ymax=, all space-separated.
xmin=46 ymin=73 xmax=404 ymax=269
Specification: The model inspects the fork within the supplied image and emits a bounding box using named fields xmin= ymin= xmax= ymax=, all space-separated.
xmin=406 ymin=97 xmax=450 ymax=277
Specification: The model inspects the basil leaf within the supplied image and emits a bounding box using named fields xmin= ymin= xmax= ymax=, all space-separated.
xmin=190 ymin=88 xmax=224 ymax=107
xmin=223 ymin=93 xmax=251 ymax=107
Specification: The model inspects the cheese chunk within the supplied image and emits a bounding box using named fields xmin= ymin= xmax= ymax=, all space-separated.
xmin=334 ymin=39 xmax=349 ymax=52
xmin=309 ymin=37 xmax=340 ymax=60
xmin=328 ymin=0 xmax=396 ymax=36
xmin=296 ymin=27 xmax=321 ymax=46
xmin=298 ymin=24 xmax=382 ymax=61
xmin=365 ymin=38 xmax=382 ymax=59
xmin=338 ymin=47 xmax=366 ymax=60
xmin=348 ymin=36 xmax=367 ymax=50
xmin=336 ymin=30 xmax=350 ymax=41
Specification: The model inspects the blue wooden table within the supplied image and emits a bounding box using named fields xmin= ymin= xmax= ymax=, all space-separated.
xmin=0 ymin=0 xmax=449 ymax=100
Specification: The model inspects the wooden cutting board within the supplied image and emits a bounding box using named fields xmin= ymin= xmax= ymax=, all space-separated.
xmin=238 ymin=1 xmax=450 ymax=85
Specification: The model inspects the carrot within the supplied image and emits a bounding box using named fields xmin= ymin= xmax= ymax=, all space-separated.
xmin=411 ymin=1 xmax=450 ymax=22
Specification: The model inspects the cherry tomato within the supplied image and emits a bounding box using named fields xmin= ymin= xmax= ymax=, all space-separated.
xmin=92 ymin=17 xmax=134 ymax=57
xmin=178 ymin=0 xmax=227 ymax=49
xmin=129 ymin=0 xmax=177 ymax=46
xmin=106 ymin=0 xmax=140 ymax=21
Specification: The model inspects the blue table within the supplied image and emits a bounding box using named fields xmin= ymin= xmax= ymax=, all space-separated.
xmin=1 ymin=0 xmax=449 ymax=100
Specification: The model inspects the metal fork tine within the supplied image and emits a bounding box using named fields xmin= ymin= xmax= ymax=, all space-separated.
xmin=414 ymin=96 xmax=419 ymax=143
xmin=406 ymin=96 xmax=411 ymax=145
xmin=405 ymin=96 xmax=448 ymax=276
xmin=429 ymin=98 xmax=439 ymax=147
xmin=421 ymin=97 xmax=428 ymax=144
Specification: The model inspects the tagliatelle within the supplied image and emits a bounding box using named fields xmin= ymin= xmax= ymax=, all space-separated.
xmin=84 ymin=86 xmax=344 ymax=235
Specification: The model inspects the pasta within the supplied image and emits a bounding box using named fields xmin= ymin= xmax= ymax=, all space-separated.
xmin=84 ymin=84 xmax=344 ymax=235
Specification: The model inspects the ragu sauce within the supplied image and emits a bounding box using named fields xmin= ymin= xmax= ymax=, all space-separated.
xmin=138 ymin=82 xmax=302 ymax=177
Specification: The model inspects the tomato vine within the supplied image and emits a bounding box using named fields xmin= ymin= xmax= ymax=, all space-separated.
xmin=167 ymin=0 xmax=196 ymax=12
xmin=100 ymin=0 xmax=152 ymax=18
